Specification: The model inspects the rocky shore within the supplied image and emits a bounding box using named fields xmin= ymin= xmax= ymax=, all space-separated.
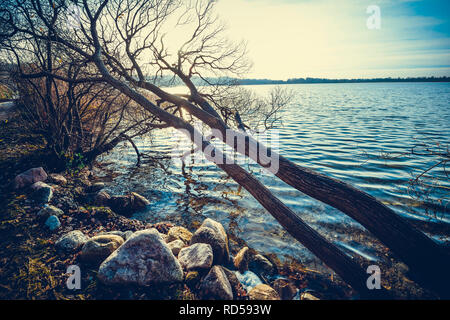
xmin=1 ymin=158 xmax=357 ymax=300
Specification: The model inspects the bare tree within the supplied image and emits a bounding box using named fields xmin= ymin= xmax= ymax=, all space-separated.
xmin=1 ymin=0 xmax=449 ymax=298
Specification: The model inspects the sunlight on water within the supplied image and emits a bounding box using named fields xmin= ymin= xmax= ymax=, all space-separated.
xmin=96 ymin=82 xmax=450 ymax=271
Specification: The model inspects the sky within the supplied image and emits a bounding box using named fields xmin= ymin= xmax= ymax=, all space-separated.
xmin=213 ymin=0 xmax=450 ymax=79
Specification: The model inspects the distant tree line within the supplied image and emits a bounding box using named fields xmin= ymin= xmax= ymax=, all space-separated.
xmin=237 ymin=76 xmax=450 ymax=86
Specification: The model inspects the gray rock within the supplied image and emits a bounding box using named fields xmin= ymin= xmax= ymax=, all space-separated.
xmin=199 ymin=266 xmax=233 ymax=300
xmin=98 ymin=229 xmax=183 ymax=285
xmin=167 ymin=239 xmax=185 ymax=256
xmin=14 ymin=167 xmax=47 ymax=189
xmin=45 ymin=215 xmax=61 ymax=231
xmin=190 ymin=218 xmax=229 ymax=265
xmin=178 ymin=243 xmax=213 ymax=270
xmin=31 ymin=181 xmax=53 ymax=203
xmin=248 ymin=284 xmax=280 ymax=300
xmin=55 ymin=230 xmax=88 ymax=253
xmin=37 ymin=205 xmax=64 ymax=219
xmin=233 ymin=247 xmax=250 ymax=272
xmin=81 ymin=234 xmax=124 ymax=265
xmin=167 ymin=226 xmax=192 ymax=244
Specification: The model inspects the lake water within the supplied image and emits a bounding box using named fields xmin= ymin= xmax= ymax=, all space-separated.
xmin=95 ymin=82 xmax=450 ymax=273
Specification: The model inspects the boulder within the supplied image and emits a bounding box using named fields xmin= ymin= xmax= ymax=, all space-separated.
xmin=98 ymin=229 xmax=183 ymax=285
xmin=80 ymin=234 xmax=124 ymax=265
xmin=178 ymin=243 xmax=213 ymax=271
xmin=49 ymin=174 xmax=67 ymax=185
xmin=248 ymin=284 xmax=280 ymax=300
xmin=31 ymin=181 xmax=53 ymax=203
xmin=167 ymin=239 xmax=185 ymax=256
xmin=45 ymin=215 xmax=61 ymax=231
xmin=190 ymin=218 xmax=229 ymax=265
xmin=99 ymin=230 xmax=134 ymax=241
xmin=14 ymin=167 xmax=47 ymax=189
xmin=37 ymin=205 xmax=64 ymax=219
xmin=199 ymin=266 xmax=233 ymax=300
xmin=249 ymin=254 xmax=276 ymax=276
xmin=271 ymin=278 xmax=297 ymax=300
xmin=233 ymin=247 xmax=250 ymax=272
xmin=167 ymin=226 xmax=192 ymax=244
xmin=55 ymin=230 xmax=88 ymax=253
xmin=222 ymin=267 xmax=245 ymax=298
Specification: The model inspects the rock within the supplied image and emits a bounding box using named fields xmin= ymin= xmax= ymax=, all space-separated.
xmin=87 ymin=182 xmax=105 ymax=193
xmin=199 ymin=266 xmax=233 ymax=300
xmin=190 ymin=218 xmax=229 ymax=265
xmin=37 ymin=205 xmax=64 ymax=219
xmin=45 ymin=215 xmax=61 ymax=231
xmin=123 ymin=230 xmax=134 ymax=240
xmin=301 ymin=292 xmax=320 ymax=300
xmin=248 ymin=284 xmax=280 ymax=300
xmin=98 ymin=229 xmax=183 ymax=285
xmin=99 ymin=230 xmax=134 ymax=241
xmin=94 ymin=191 xmax=111 ymax=206
xmin=222 ymin=267 xmax=245 ymax=298
xmin=49 ymin=173 xmax=67 ymax=185
xmin=233 ymin=247 xmax=250 ymax=272
xmin=249 ymin=254 xmax=275 ymax=276
xmin=80 ymin=234 xmax=124 ymax=265
xmin=55 ymin=230 xmax=88 ymax=253
xmin=131 ymin=192 xmax=150 ymax=207
xmin=14 ymin=167 xmax=47 ymax=189
xmin=30 ymin=181 xmax=53 ymax=203
xmin=178 ymin=243 xmax=213 ymax=271
xmin=271 ymin=278 xmax=297 ymax=300
xmin=167 ymin=226 xmax=193 ymax=244
xmin=108 ymin=192 xmax=150 ymax=216
xmin=167 ymin=239 xmax=185 ymax=256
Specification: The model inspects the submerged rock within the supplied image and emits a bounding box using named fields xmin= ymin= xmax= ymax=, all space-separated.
xmin=98 ymin=229 xmax=183 ymax=285
xmin=108 ymin=192 xmax=150 ymax=216
xmin=45 ymin=215 xmax=61 ymax=231
xmin=14 ymin=167 xmax=47 ymax=189
xmin=178 ymin=243 xmax=213 ymax=271
xmin=190 ymin=218 xmax=229 ymax=265
xmin=167 ymin=226 xmax=192 ymax=244
xmin=248 ymin=284 xmax=280 ymax=300
xmin=55 ymin=230 xmax=88 ymax=253
xmin=249 ymin=254 xmax=275 ymax=276
xmin=199 ymin=266 xmax=233 ymax=300
xmin=81 ymin=234 xmax=124 ymax=265
xmin=233 ymin=247 xmax=250 ymax=273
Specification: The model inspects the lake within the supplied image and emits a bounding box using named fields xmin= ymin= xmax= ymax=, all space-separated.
xmin=95 ymin=82 xmax=450 ymax=273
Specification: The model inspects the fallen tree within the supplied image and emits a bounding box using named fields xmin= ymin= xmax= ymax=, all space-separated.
xmin=1 ymin=0 xmax=449 ymax=298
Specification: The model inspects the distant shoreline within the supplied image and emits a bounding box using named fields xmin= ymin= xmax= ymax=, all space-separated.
xmin=236 ymin=77 xmax=450 ymax=86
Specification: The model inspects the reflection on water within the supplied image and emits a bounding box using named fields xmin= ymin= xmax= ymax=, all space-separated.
xmin=95 ymin=82 xmax=450 ymax=272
